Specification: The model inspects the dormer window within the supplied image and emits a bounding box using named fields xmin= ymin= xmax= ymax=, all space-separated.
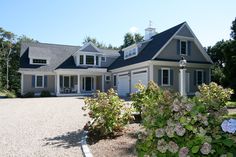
xmin=180 ymin=41 xmax=187 ymax=55
xmin=101 ymin=56 xmax=106 ymax=62
xmin=124 ymin=47 xmax=138 ymax=60
xmin=31 ymin=59 xmax=47 ymax=65
xmin=86 ymin=55 xmax=94 ymax=65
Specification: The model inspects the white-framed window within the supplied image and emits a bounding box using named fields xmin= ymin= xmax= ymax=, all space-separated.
xmin=180 ymin=40 xmax=187 ymax=55
xmin=86 ymin=55 xmax=94 ymax=65
xmin=113 ymin=75 xmax=117 ymax=87
xmin=35 ymin=75 xmax=44 ymax=88
xmin=30 ymin=59 xmax=48 ymax=65
xmin=101 ymin=56 xmax=106 ymax=62
xmin=105 ymin=75 xmax=111 ymax=81
xmin=124 ymin=47 xmax=138 ymax=59
xmin=79 ymin=55 xmax=84 ymax=64
xmin=196 ymin=70 xmax=204 ymax=85
xmin=161 ymin=68 xmax=170 ymax=86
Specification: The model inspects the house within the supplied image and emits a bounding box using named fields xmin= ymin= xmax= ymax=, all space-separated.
xmin=19 ymin=22 xmax=213 ymax=96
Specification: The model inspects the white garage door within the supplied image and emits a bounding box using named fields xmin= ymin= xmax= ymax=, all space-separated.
xmin=131 ymin=70 xmax=148 ymax=93
xmin=117 ymin=74 xmax=130 ymax=96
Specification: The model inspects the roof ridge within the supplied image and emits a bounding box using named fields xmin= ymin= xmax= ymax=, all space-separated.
xmin=23 ymin=42 xmax=81 ymax=48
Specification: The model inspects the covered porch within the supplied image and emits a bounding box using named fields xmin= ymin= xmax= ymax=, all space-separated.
xmin=55 ymin=69 xmax=107 ymax=96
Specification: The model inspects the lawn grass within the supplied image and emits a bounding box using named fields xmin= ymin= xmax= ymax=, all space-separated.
xmin=226 ymin=101 xmax=236 ymax=108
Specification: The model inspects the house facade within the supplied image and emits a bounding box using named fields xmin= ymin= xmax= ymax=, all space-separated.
xmin=19 ymin=22 xmax=213 ymax=96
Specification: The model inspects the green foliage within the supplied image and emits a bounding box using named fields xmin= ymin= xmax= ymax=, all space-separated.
xmin=0 ymin=90 xmax=16 ymax=98
xmin=23 ymin=92 xmax=34 ymax=98
xmin=83 ymin=89 xmax=133 ymax=137
xmin=83 ymin=36 xmax=118 ymax=50
xmin=231 ymin=17 xmax=236 ymax=40
xmin=226 ymin=101 xmax=236 ymax=108
xmin=40 ymin=90 xmax=51 ymax=97
xmin=120 ymin=33 xmax=144 ymax=49
xmin=133 ymin=81 xmax=236 ymax=157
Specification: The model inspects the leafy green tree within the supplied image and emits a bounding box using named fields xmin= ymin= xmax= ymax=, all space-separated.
xmin=120 ymin=33 xmax=144 ymax=49
xmin=230 ymin=17 xmax=236 ymax=40
xmin=83 ymin=36 xmax=118 ymax=49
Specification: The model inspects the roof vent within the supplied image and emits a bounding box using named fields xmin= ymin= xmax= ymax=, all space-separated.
xmin=144 ymin=21 xmax=156 ymax=40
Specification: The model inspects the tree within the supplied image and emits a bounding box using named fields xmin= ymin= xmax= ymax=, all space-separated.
xmin=230 ymin=17 xmax=236 ymax=40
xmin=83 ymin=36 xmax=117 ymax=49
xmin=120 ymin=33 xmax=144 ymax=49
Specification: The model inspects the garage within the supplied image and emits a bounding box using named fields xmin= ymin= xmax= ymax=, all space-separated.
xmin=131 ymin=69 xmax=148 ymax=93
xmin=117 ymin=73 xmax=130 ymax=96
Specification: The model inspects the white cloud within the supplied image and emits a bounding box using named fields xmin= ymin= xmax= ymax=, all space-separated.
xmin=129 ymin=26 xmax=139 ymax=34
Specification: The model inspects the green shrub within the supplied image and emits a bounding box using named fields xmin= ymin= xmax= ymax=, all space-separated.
xmin=40 ymin=90 xmax=51 ymax=97
xmin=5 ymin=91 xmax=16 ymax=98
xmin=83 ymin=89 xmax=133 ymax=137
xmin=0 ymin=90 xmax=16 ymax=98
xmin=23 ymin=92 xmax=34 ymax=98
xmin=133 ymin=81 xmax=236 ymax=157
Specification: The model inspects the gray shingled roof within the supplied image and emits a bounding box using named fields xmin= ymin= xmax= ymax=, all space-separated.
xmin=20 ymin=43 xmax=80 ymax=72
xmin=19 ymin=42 xmax=120 ymax=72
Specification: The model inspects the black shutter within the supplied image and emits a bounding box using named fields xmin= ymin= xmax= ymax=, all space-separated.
xmin=170 ymin=69 xmax=174 ymax=85
xmin=32 ymin=75 xmax=35 ymax=88
xmin=158 ymin=69 xmax=162 ymax=85
xmin=194 ymin=71 xmax=196 ymax=85
xmin=177 ymin=40 xmax=180 ymax=55
xmin=188 ymin=41 xmax=191 ymax=56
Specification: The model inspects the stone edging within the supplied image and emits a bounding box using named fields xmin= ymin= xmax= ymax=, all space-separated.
xmin=81 ymin=130 xmax=93 ymax=157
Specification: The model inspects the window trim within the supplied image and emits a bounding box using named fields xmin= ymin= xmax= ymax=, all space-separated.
xmin=196 ymin=69 xmax=204 ymax=85
xmin=161 ymin=68 xmax=170 ymax=86
xmin=101 ymin=56 xmax=106 ymax=62
xmin=35 ymin=75 xmax=44 ymax=88
xmin=180 ymin=40 xmax=187 ymax=56
xmin=30 ymin=58 xmax=48 ymax=65
xmin=113 ymin=74 xmax=117 ymax=87
xmin=124 ymin=47 xmax=138 ymax=60
xmin=78 ymin=54 xmax=100 ymax=66
xmin=105 ymin=75 xmax=111 ymax=81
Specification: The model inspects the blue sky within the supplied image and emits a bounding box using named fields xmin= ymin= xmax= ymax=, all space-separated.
xmin=1 ymin=0 xmax=235 ymax=47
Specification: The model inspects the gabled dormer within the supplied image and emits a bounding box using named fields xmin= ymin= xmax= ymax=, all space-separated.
xmin=73 ymin=42 xmax=119 ymax=67
xmin=28 ymin=47 xmax=50 ymax=65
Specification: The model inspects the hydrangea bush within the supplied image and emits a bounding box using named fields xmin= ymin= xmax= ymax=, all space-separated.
xmin=132 ymin=81 xmax=235 ymax=157
xmin=83 ymin=89 xmax=133 ymax=137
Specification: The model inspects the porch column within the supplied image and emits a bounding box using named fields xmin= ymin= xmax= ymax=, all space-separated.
xmin=77 ymin=74 xmax=80 ymax=94
xmin=56 ymin=74 xmax=60 ymax=95
xmin=102 ymin=74 xmax=104 ymax=92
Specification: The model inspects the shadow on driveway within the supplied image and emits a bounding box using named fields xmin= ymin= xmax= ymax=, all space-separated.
xmin=43 ymin=129 xmax=84 ymax=149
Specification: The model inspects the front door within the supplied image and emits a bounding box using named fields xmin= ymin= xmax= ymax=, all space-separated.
xmin=82 ymin=76 xmax=94 ymax=92
xmin=85 ymin=77 xmax=92 ymax=91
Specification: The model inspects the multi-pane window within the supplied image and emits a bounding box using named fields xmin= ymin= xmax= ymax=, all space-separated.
xmin=101 ymin=56 xmax=106 ymax=62
xmin=86 ymin=55 xmax=94 ymax=65
xmin=162 ymin=69 xmax=170 ymax=85
xmin=124 ymin=48 xmax=137 ymax=59
xmin=80 ymin=55 xmax=84 ymax=64
xmin=36 ymin=75 xmax=43 ymax=88
xmin=105 ymin=75 xmax=111 ymax=81
xmin=180 ymin=41 xmax=187 ymax=55
xmin=33 ymin=59 xmax=47 ymax=64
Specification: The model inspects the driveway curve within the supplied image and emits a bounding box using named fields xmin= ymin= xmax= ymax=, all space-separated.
xmin=0 ymin=97 xmax=89 ymax=157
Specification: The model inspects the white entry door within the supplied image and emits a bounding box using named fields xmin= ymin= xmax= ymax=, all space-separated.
xmin=117 ymin=74 xmax=130 ymax=96
xmin=131 ymin=70 xmax=148 ymax=93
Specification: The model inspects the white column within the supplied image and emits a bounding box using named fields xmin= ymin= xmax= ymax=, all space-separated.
xmin=77 ymin=74 xmax=80 ymax=94
xmin=179 ymin=69 xmax=186 ymax=96
xmin=102 ymin=75 xmax=104 ymax=92
xmin=149 ymin=64 xmax=154 ymax=81
xmin=56 ymin=74 xmax=60 ymax=96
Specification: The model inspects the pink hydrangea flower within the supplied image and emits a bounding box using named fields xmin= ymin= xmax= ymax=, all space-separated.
xmin=155 ymin=128 xmax=165 ymax=138
xmin=175 ymin=123 xmax=186 ymax=136
xmin=165 ymin=126 xmax=175 ymax=138
xmin=200 ymin=142 xmax=212 ymax=155
xmin=179 ymin=147 xmax=189 ymax=157
xmin=157 ymin=139 xmax=168 ymax=153
xmin=168 ymin=141 xmax=179 ymax=153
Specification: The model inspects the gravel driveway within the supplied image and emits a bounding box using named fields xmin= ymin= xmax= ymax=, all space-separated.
xmin=0 ymin=97 xmax=90 ymax=157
